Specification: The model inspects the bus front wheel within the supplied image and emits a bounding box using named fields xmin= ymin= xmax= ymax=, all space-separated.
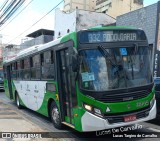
xmin=50 ymin=101 xmax=63 ymax=129
xmin=16 ymin=94 xmax=22 ymax=109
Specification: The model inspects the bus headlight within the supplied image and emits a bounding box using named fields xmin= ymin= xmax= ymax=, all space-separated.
xmin=83 ymin=103 xmax=92 ymax=112
xmin=150 ymin=95 xmax=155 ymax=108
xmin=83 ymin=103 xmax=102 ymax=117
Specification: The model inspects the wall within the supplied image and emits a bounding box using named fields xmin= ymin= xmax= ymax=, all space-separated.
xmin=117 ymin=2 xmax=160 ymax=78
xmin=54 ymin=9 xmax=116 ymax=39
xmin=20 ymin=35 xmax=53 ymax=49
xmin=109 ymin=0 xmax=143 ymax=18
xmin=63 ymin=0 xmax=96 ymax=12
xmin=117 ymin=3 xmax=158 ymax=44
xmin=95 ymin=0 xmax=143 ymax=18
xmin=54 ymin=9 xmax=77 ymax=39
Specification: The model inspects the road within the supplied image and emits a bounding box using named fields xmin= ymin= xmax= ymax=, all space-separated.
xmin=0 ymin=91 xmax=160 ymax=141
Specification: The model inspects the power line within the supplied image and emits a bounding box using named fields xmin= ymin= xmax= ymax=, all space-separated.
xmin=0 ymin=0 xmax=17 ymax=20
xmin=0 ymin=0 xmax=10 ymax=12
xmin=0 ymin=0 xmax=26 ymax=26
xmin=7 ymin=0 xmax=64 ymax=44
xmin=0 ymin=0 xmax=25 ymax=26
xmin=0 ymin=0 xmax=34 ymax=31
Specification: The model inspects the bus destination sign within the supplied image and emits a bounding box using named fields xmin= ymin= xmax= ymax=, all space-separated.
xmin=89 ymin=32 xmax=137 ymax=42
xmin=79 ymin=30 xmax=146 ymax=43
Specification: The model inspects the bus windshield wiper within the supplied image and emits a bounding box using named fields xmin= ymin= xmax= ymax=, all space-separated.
xmin=98 ymin=45 xmax=117 ymax=66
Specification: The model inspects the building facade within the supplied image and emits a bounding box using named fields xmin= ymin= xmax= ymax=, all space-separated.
xmin=54 ymin=9 xmax=116 ymax=39
xmin=95 ymin=0 xmax=143 ymax=18
xmin=20 ymin=29 xmax=54 ymax=49
xmin=117 ymin=1 xmax=160 ymax=78
xmin=63 ymin=0 xmax=96 ymax=12
xmin=3 ymin=44 xmax=21 ymax=62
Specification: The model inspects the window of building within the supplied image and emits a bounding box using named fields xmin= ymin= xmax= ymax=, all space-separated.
xmin=134 ymin=0 xmax=143 ymax=5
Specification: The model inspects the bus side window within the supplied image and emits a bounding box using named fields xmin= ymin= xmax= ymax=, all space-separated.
xmin=41 ymin=50 xmax=55 ymax=80
xmin=20 ymin=60 xmax=24 ymax=79
xmin=15 ymin=62 xmax=17 ymax=80
xmin=51 ymin=50 xmax=54 ymax=64
xmin=17 ymin=61 xmax=20 ymax=80
xmin=40 ymin=53 xmax=44 ymax=66
xmin=11 ymin=62 xmax=17 ymax=80
xmin=23 ymin=58 xmax=30 ymax=80
xmin=31 ymin=54 xmax=40 ymax=80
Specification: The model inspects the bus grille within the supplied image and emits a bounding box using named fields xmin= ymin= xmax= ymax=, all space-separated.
xmin=105 ymin=107 xmax=150 ymax=124
xmin=97 ymin=90 xmax=151 ymax=103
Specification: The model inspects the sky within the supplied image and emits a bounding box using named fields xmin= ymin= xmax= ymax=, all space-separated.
xmin=0 ymin=0 xmax=64 ymax=44
xmin=144 ymin=0 xmax=159 ymax=6
xmin=0 ymin=0 xmax=159 ymax=45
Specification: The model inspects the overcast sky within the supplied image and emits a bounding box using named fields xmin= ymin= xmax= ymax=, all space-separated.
xmin=0 ymin=0 xmax=159 ymax=45
xmin=0 ymin=0 xmax=63 ymax=45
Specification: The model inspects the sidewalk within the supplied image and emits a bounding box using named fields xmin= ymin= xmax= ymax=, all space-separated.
xmin=0 ymin=100 xmax=56 ymax=141
xmin=0 ymin=100 xmax=45 ymax=132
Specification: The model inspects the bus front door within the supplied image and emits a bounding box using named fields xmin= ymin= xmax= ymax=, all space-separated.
xmin=57 ymin=47 xmax=76 ymax=126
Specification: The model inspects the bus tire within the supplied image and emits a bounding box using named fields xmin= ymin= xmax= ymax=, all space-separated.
xmin=16 ymin=94 xmax=22 ymax=109
xmin=50 ymin=101 xmax=63 ymax=129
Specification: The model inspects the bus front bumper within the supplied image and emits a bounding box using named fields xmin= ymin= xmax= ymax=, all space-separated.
xmin=81 ymin=100 xmax=156 ymax=132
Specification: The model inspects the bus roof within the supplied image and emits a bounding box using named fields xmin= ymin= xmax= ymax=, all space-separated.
xmin=4 ymin=26 xmax=141 ymax=64
xmin=4 ymin=37 xmax=62 ymax=64
xmin=89 ymin=26 xmax=139 ymax=30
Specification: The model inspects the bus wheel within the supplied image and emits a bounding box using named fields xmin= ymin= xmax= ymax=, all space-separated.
xmin=50 ymin=102 xmax=63 ymax=129
xmin=16 ymin=94 xmax=22 ymax=109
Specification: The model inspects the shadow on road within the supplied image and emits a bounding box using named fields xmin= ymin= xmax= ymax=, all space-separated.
xmin=147 ymin=118 xmax=160 ymax=126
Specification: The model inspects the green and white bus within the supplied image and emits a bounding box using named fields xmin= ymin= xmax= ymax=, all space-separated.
xmin=3 ymin=26 xmax=156 ymax=132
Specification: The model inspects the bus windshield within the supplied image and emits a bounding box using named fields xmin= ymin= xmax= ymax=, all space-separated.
xmin=79 ymin=46 xmax=152 ymax=91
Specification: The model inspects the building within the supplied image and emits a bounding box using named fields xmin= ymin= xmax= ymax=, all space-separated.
xmin=63 ymin=0 xmax=96 ymax=12
xmin=116 ymin=1 xmax=160 ymax=78
xmin=20 ymin=29 xmax=54 ymax=49
xmin=3 ymin=44 xmax=21 ymax=62
xmin=54 ymin=9 xmax=116 ymax=39
xmin=95 ymin=0 xmax=143 ymax=18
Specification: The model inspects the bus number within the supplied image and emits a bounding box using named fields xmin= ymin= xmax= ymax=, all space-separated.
xmin=88 ymin=34 xmax=100 ymax=43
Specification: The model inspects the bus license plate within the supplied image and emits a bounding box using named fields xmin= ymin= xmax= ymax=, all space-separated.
xmin=124 ymin=115 xmax=136 ymax=122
